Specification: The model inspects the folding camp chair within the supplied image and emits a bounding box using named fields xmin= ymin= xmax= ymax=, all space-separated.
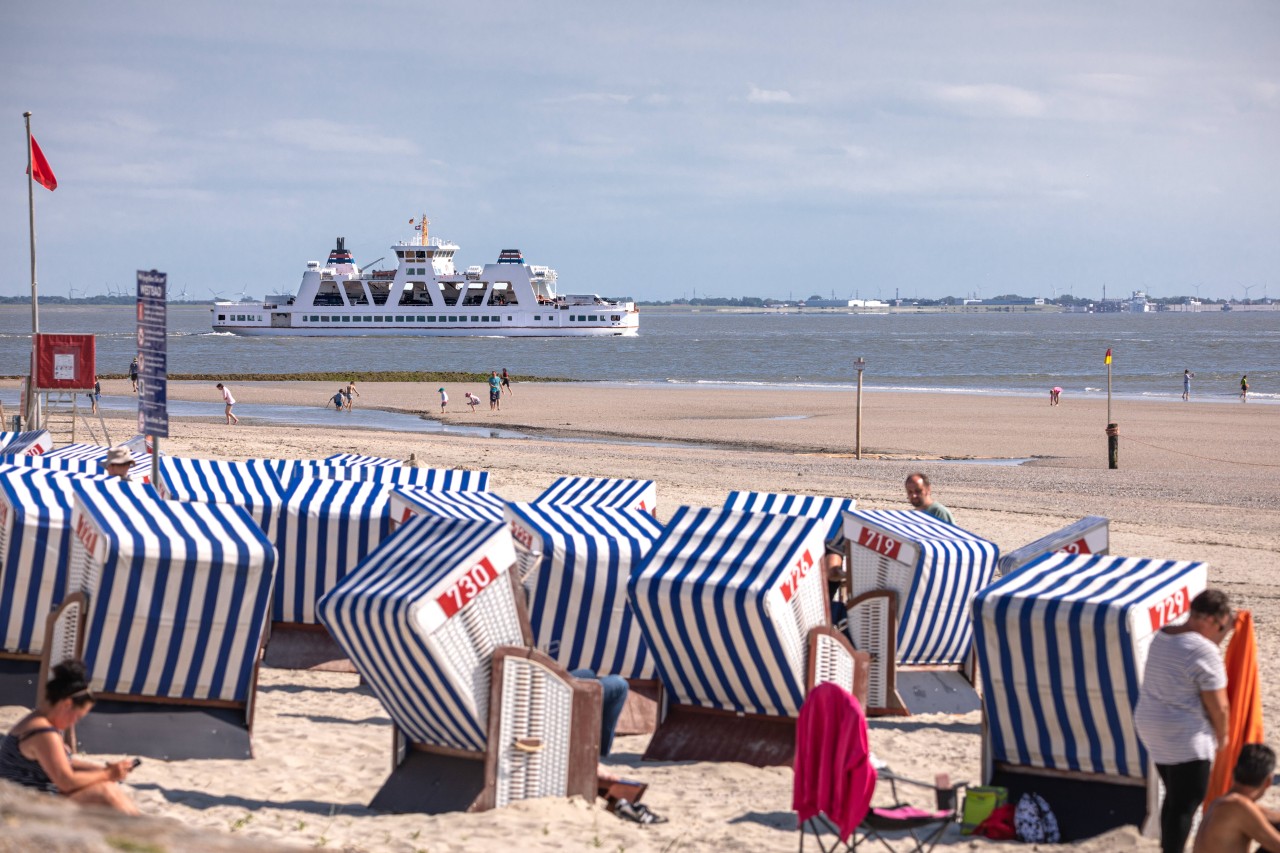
xmin=795 ymin=683 xmax=963 ymax=853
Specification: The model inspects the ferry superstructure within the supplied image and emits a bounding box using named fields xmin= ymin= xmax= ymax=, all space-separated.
xmin=211 ymin=219 xmax=639 ymax=337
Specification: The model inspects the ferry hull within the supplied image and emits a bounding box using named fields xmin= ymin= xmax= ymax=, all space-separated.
xmin=213 ymin=324 xmax=638 ymax=338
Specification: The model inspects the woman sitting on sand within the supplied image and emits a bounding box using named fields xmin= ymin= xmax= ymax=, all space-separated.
xmin=0 ymin=660 xmax=140 ymax=814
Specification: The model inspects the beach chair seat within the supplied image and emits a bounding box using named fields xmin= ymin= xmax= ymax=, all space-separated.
xmin=996 ymin=515 xmax=1109 ymax=576
xmin=842 ymin=510 xmax=997 ymax=716
xmin=629 ymin=507 xmax=869 ymax=767
xmin=43 ymin=479 xmax=275 ymax=760
xmin=534 ymin=476 xmax=656 ymax=515
xmin=795 ymin=682 xmax=962 ymax=853
xmin=974 ymin=552 xmax=1208 ymax=841
xmin=317 ymin=516 xmax=601 ymax=813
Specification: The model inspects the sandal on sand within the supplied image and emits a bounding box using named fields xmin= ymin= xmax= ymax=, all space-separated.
xmin=612 ymin=800 xmax=668 ymax=825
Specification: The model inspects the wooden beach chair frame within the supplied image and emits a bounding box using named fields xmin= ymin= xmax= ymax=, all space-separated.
xmin=368 ymin=565 xmax=604 ymax=814
xmin=40 ymin=592 xmax=264 ymax=760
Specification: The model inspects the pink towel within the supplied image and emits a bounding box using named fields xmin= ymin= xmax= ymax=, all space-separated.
xmin=793 ymin=682 xmax=878 ymax=840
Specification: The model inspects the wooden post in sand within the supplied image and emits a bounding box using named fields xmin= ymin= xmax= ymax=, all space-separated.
xmin=1105 ymin=348 xmax=1117 ymax=469
xmin=854 ymin=357 xmax=866 ymax=460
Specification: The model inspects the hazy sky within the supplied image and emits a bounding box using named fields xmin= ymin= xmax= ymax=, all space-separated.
xmin=3 ymin=1 xmax=1277 ymax=302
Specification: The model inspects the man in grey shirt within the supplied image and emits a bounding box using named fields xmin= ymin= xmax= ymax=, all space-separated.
xmin=1135 ymin=588 xmax=1232 ymax=853
xmin=904 ymin=473 xmax=953 ymax=524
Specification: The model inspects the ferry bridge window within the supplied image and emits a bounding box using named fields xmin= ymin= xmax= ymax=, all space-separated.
xmin=612 ymin=315 xmax=621 ymax=321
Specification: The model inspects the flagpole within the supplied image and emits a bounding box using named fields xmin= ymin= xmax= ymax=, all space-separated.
xmin=23 ymin=111 xmax=40 ymax=430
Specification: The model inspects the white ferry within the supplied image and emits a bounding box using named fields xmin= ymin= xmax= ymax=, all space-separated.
xmin=211 ymin=219 xmax=639 ymax=337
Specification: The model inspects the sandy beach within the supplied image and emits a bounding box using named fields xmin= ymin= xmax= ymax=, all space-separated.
xmin=4 ymin=378 xmax=1277 ymax=851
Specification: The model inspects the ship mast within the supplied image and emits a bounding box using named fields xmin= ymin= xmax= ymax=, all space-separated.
xmin=420 ymin=213 xmax=430 ymax=247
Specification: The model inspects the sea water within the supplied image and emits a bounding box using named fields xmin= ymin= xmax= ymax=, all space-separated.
xmin=0 ymin=305 xmax=1274 ymax=404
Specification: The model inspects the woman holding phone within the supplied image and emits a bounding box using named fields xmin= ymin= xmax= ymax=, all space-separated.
xmin=0 ymin=660 xmax=139 ymax=814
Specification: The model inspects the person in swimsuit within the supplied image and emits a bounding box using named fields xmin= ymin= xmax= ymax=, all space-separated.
xmin=0 ymin=660 xmax=139 ymax=814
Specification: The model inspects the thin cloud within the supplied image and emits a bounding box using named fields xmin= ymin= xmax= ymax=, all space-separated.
xmin=927 ymin=83 xmax=1046 ymax=117
xmin=747 ymin=85 xmax=796 ymax=104
xmin=262 ymin=120 xmax=417 ymax=155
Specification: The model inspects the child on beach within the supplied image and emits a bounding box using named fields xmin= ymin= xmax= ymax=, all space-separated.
xmin=331 ymin=390 xmax=345 ymax=411
xmin=344 ymin=380 xmax=360 ymax=411
xmin=216 ymin=382 xmax=239 ymax=425
xmin=1049 ymin=386 xmax=1062 ymax=406
xmin=438 ymin=387 xmax=448 ymax=414
xmin=465 ymin=391 xmax=480 ymax=412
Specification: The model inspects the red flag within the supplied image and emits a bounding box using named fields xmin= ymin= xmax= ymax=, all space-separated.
xmin=1104 ymin=348 xmax=1112 ymax=365
xmin=28 ymin=136 xmax=57 ymax=191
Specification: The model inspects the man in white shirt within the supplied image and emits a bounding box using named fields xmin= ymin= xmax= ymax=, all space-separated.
xmin=216 ymin=383 xmax=240 ymax=425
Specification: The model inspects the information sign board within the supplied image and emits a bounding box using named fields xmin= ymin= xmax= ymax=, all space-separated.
xmin=136 ymin=270 xmax=168 ymax=437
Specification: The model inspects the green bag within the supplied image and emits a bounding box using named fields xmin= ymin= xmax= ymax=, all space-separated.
xmin=960 ymin=786 xmax=1008 ymax=835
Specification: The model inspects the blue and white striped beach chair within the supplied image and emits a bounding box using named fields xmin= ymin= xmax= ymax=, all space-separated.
xmin=535 ymin=476 xmax=656 ymax=515
xmin=154 ymin=456 xmax=287 ymax=533
xmin=44 ymin=479 xmax=276 ymax=760
xmin=628 ymin=506 xmax=867 ymax=766
xmin=996 ymin=516 xmax=1110 ymax=577
xmin=324 ymin=453 xmax=402 ymax=467
xmin=266 ymin=476 xmax=394 ymax=669
xmin=317 ymin=516 xmax=602 ymax=813
xmin=284 ymin=461 xmax=490 ymax=491
xmin=0 ymin=430 xmax=53 ymax=457
xmin=3 ymin=444 xmax=154 ymax=484
xmin=841 ymin=509 xmax=998 ymax=715
xmin=389 ymin=487 xmax=506 ymax=529
xmin=973 ymin=552 xmax=1208 ymax=841
xmin=0 ymin=467 xmax=117 ymax=705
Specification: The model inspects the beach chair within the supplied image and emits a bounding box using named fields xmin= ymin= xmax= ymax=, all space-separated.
xmin=323 ymin=453 xmax=402 ymax=467
xmin=0 ymin=430 xmax=53 ymax=457
xmin=795 ymin=683 xmax=963 ymax=853
xmin=153 ymin=456 xmax=288 ymax=534
xmin=389 ymin=487 xmax=506 ymax=530
xmin=506 ymin=502 xmax=664 ymax=733
xmin=996 ymin=515 xmax=1109 ymax=576
xmin=0 ymin=466 xmax=112 ymax=706
xmin=973 ymin=552 xmax=1208 ymax=841
xmin=284 ymin=461 xmax=490 ymax=490
xmin=265 ymin=476 xmax=394 ymax=669
xmin=628 ymin=506 xmax=869 ymax=767
xmin=317 ymin=516 xmax=602 ymax=814
xmin=534 ymin=476 xmax=657 ymax=515
xmin=842 ymin=510 xmax=997 ymax=716
xmin=42 ymin=479 xmax=275 ymax=760
xmin=35 ymin=442 xmax=155 ymax=483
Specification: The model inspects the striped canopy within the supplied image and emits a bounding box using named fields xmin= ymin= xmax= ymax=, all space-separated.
xmin=70 ymin=479 xmax=275 ymax=704
xmin=0 ymin=430 xmax=53 ymax=457
xmin=324 ymin=453 xmax=402 ymax=467
xmin=535 ymin=477 xmax=656 ymax=514
xmin=997 ymin=516 xmax=1110 ymax=577
xmin=154 ymin=457 xmax=287 ymax=533
xmin=628 ymin=507 xmax=830 ymax=718
xmin=35 ymin=443 xmax=154 ymax=484
xmin=284 ymin=461 xmax=489 ymax=491
xmin=506 ymin=503 xmax=663 ymax=679
xmin=843 ymin=509 xmax=998 ymax=666
xmin=317 ymin=517 xmax=522 ymax=752
xmin=974 ymin=552 xmax=1209 ymax=779
xmin=0 ymin=467 xmax=110 ymax=655
xmin=724 ymin=491 xmax=856 ymax=550
xmin=273 ymin=477 xmax=393 ymax=624
xmin=390 ymin=487 xmax=506 ymax=526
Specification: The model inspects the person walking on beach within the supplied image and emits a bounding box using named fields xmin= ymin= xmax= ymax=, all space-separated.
xmin=489 ymin=371 xmax=502 ymax=411
xmin=90 ymin=376 xmax=101 ymax=415
xmin=344 ymin=380 xmax=360 ymax=411
xmin=904 ymin=473 xmax=953 ymax=524
xmin=216 ymin=383 xmax=239 ymax=425
xmin=1240 ymin=375 xmax=1249 ymax=402
xmin=1135 ymin=588 xmax=1231 ymax=853
xmin=128 ymin=357 xmax=139 ymax=393
xmin=501 ymin=368 xmax=513 ymax=396
xmin=1193 ymin=743 xmax=1280 ymax=853
xmin=438 ymin=387 xmax=448 ymax=414
xmin=1183 ymin=370 xmax=1195 ymax=402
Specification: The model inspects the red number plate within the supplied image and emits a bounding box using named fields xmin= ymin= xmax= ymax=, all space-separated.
xmin=436 ymin=556 xmax=498 ymax=619
xmin=1148 ymin=586 xmax=1190 ymax=632
xmin=857 ymin=526 xmax=902 ymax=561
xmin=779 ymin=549 xmax=816 ymax=603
